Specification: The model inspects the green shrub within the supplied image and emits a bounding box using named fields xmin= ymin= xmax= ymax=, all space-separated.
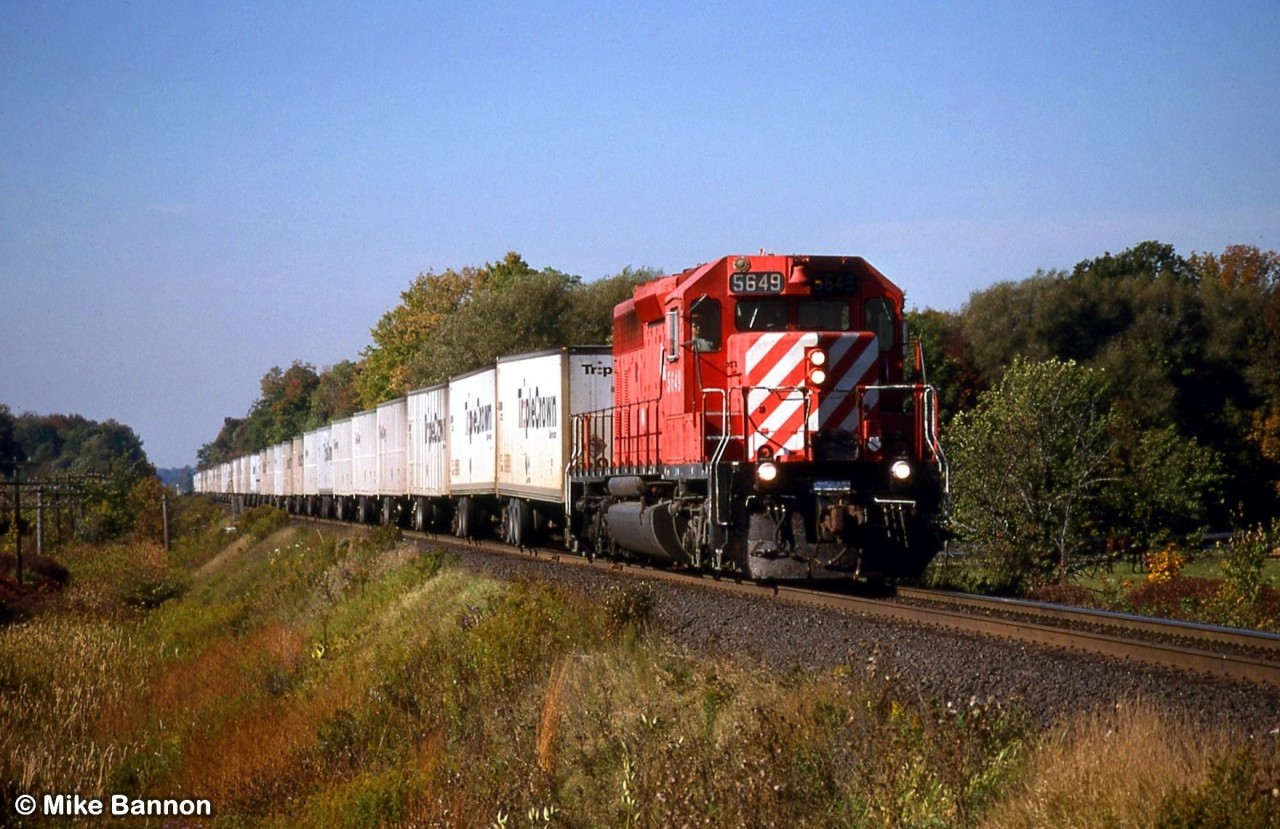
xmin=1155 ymin=752 xmax=1280 ymax=828
xmin=237 ymin=506 xmax=290 ymax=543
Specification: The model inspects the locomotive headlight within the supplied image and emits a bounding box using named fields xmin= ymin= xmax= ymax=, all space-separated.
xmin=757 ymin=462 xmax=779 ymax=483
xmin=809 ymin=368 xmax=828 ymax=386
xmin=890 ymin=460 xmax=913 ymax=481
xmin=809 ymin=350 xmax=827 ymax=367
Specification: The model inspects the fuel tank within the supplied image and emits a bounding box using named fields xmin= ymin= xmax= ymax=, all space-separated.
xmin=605 ymin=500 xmax=692 ymax=564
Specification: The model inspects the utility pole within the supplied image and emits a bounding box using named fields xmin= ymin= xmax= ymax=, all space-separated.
xmin=162 ymin=490 xmax=170 ymax=552
xmin=12 ymin=470 xmax=22 ymax=585
xmin=36 ymin=486 xmax=45 ymax=557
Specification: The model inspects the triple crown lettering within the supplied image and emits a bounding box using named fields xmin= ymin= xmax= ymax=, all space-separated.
xmin=519 ymin=390 xmax=558 ymax=432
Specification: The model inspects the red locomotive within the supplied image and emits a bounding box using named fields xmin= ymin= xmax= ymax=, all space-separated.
xmin=569 ymin=253 xmax=948 ymax=580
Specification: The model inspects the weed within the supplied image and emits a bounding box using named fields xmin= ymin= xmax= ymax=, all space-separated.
xmin=603 ymin=580 xmax=655 ymax=637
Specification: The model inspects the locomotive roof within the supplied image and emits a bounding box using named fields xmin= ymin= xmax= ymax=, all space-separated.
xmin=495 ymin=345 xmax=612 ymax=364
xmin=616 ymin=253 xmax=903 ymax=325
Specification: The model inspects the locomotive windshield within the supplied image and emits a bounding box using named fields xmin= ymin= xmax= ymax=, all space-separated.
xmin=734 ymin=299 xmax=853 ymax=332
xmin=735 ymin=300 xmax=788 ymax=331
xmin=866 ymin=297 xmax=896 ymax=351
xmin=797 ymin=301 xmax=851 ymax=331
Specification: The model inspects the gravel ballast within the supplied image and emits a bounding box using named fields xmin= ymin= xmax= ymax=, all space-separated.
xmin=431 ymin=540 xmax=1280 ymax=738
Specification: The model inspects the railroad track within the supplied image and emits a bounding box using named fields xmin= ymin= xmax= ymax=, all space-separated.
xmin=291 ymin=515 xmax=1280 ymax=689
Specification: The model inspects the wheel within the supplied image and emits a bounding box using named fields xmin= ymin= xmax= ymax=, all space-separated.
xmin=413 ymin=497 xmax=427 ymax=532
xmin=504 ymin=498 xmax=533 ymax=549
xmin=453 ymin=497 xmax=474 ymax=539
xmin=381 ymin=497 xmax=395 ymax=526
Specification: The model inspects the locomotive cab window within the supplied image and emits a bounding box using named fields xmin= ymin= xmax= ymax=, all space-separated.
xmin=798 ymin=301 xmax=851 ymax=331
xmin=866 ymin=298 xmax=896 ymax=352
xmin=734 ymin=299 xmax=788 ymax=332
xmin=665 ymin=308 xmax=680 ymax=361
xmin=689 ymin=298 xmax=722 ymax=352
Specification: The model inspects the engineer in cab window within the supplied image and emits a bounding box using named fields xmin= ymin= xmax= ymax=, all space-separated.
xmin=689 ymin=299 xmax=721 ymax=352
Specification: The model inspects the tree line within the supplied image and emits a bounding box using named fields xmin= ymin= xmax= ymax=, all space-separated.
xmin=0 ymin=405 xmax=162 ymax=544
xmin=913 ymin=241 xmax=1280 ymax=587
xmin=0 ymin=406 xmax=152 ymax=481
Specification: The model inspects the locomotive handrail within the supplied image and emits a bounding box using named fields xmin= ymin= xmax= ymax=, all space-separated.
xmin=569 ymin=397 xmax=664 ymax=473
xmin=700 ymin=387 xmax=732 ymax=530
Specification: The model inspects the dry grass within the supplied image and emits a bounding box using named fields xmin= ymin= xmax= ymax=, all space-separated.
xmin=0 ymin=617 xmax=148 ymax=797
xmin=167 ymin=669 xmax=363 ymax=809
xmin=536 ymin=655 xmax=575 ymax=774
xmin=979 ymin=701 xmax=1257 ymax=829
xmin=7 ymin=514 xmax=1279 ymax=828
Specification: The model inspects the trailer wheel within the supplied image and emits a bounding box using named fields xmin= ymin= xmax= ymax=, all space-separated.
xmin=454 ymin=497 xmax=474 ymax=539
xmin=504 ymin=498 xmax=533 ymax=549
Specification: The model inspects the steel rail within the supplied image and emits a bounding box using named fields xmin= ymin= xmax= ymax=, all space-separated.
xmin=894 ymin=586 xmax=1280 ymax=656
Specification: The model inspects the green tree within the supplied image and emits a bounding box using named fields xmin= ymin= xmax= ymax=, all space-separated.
xmin=247 ymin=361 xmax=320 ymax=447
xmin=906 ymin=308 xmax=982 ymax=422
xmin=956 ymin=272 xmax=1067 ymax=385
xmin=1070 ymin=240 xmax=1197 ymax=284
xmin=1105 ymin=422 xmax=1226 ymax=552
xmin=197 ymin=417 xmax=243 ymax=468
xmin=306 ymin=360 xmax=362 ymax=430
xmin=14 ymin=412 xmax=152 ymax=478
xmin=948 ymin=358 xmax=1114 ymax=590
xmin=403 ymin=265 xmax=580 ymax=387
xmin=565 ymin=267 xmax=661 ymax=345
xmin=953 ymin=240 xmax=1280 ymax=525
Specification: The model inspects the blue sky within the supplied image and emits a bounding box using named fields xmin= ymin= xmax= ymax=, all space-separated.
xmin=2 ymin=1 xmax=1277 ymax=468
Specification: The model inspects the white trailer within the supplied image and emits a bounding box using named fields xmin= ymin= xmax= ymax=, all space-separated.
xmin=303 ymin=425 xmax=329 ymax=515
xmin=376 ymin=398 xmax=408 ymax=524
xmin=447 ymin=366 xmax=497 ymax=537
xmin=494 ymin=347 xmax=614 ymax=546
xmin=303 ymin=429 xmax=319 ymax=497
xmin=406 ymin=383 xmax=450 ymax=530
xmin=280 ymin=441 xmax=294 ymax=500
xmin=271 ymin=442 xmax=287 ymax=500
xmin=352 ymin=409 xmax=380 ymax=523
xmin=352 ymin=409 xmax=378 ymax=500
xmin=331 ymin=418 xmax=354 ymax=519
xmin=290 ymin=436 xmax=305 ymax=504
xmin=251 ymin=451 xmax=266 ymax=500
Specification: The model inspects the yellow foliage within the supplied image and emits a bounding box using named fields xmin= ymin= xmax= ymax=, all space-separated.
xmin=1145 ymin=547 xmax=1185 ymax=584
